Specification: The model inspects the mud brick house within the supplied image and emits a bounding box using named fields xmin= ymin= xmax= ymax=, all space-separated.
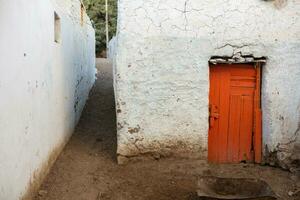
xmin=113 ymin=0 xmax=300 ymax=169
xmin=0 ymin=0 xmax=95 ymax=199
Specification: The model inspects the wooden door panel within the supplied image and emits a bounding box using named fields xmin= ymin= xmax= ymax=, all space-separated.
xmin=239 ymin=95 xmax=254 ymax=161
xmin=208 ymin=67 xmax=221 ymax=162
xmin=218 ymin=68 xmax=230 ymax=162
xmin=229 ymin=66 xmax=256 ymax=76
xmin=208 ymin=64 xmax=261 ymax=164
xmin=227 ymin=94 xmax=242 ymax=162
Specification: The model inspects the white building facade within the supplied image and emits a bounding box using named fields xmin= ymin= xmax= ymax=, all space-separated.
xmin=114 ymin=0 xmax=300 ymax=169
xmin=0 ymin=0 xmax=95 ymax=199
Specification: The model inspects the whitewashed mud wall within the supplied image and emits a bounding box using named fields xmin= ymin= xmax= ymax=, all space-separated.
xmin=114 ymin=0 xmax=300 ymax=167
xmin=0 ymin=0 xmax=96 ymax=199
xmin=108 ymin=36 xmax=117 ymax=61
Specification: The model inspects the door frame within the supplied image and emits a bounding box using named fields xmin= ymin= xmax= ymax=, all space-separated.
xmin=253 ymin=62 xmax=262 ymax=163
xmin=208 ymin=62 xmax=263 ymax=163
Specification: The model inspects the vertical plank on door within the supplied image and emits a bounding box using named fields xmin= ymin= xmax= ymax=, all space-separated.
xmin=208 ymin=67 xmax=221 ymax=161
xmin=254 ymin=64 xmax=262 ymax=163
xmin=227 ymin=94 xmax=241 ymax=162
xmin=217 ymin=67 xmax=230 ymax=162
xmin=239 ymin=95 xmax=254 ymax=161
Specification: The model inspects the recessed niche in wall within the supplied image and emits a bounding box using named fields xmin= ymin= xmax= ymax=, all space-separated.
xmin=54 ymin=12 xmax=61 ymax=43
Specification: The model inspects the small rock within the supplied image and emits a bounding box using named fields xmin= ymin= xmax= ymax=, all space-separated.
xmin=290 ymin=174 xmax=298 ymax=182
xmin=117 ymin=155 xmax=129 ymax=165
xmin=153 ymin=153 xmax=161 ymax=160
xmin=288 ymin=191 xmax=294 ymax=196
xmin=38 ymin=190 xmax=48 ymax=196
xmin=216 ymin=58 xmax=225 ymax=63
xmin=245 ymin=57 xmax=254 ymax=62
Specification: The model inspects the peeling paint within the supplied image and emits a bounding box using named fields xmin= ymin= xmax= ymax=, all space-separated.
xmin=128 ymin=125 xmax=141 ymax=134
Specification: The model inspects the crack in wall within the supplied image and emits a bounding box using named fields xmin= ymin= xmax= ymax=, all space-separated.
xmin=116 ymin=0 xmax=300 ymax=168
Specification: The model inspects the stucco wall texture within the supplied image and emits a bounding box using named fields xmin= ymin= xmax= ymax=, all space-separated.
xmin=0 ymin=0 xmax=95 ymax=199
xmin=114 ymin=0 xmax=300 ymax=166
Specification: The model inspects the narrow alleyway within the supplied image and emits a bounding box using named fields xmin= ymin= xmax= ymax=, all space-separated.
xmin=34 ymin=59 xmax=299 ymax=200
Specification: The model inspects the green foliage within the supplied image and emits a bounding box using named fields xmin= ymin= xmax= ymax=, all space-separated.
xmin=83 ymin=0 xmax=117 ymax=54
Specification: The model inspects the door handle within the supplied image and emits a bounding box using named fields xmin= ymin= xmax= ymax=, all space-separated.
xmin=210 ymin=113 xmax=219 ymax=119
xmin=209 ymin=113 xmax=219 ymax=128
xmin=209 ymin=104 xmax=219 ymax=128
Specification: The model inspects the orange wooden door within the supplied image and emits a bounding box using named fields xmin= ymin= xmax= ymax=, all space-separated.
xmin=208 ymin=64 xmax=262 ymax=163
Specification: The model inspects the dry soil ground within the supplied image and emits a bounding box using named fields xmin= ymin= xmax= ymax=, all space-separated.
xmin=34 ymin=59 xmax=299 ymax=200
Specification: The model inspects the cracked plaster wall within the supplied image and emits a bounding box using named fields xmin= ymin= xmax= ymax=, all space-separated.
xmin=0 ymin=0 xmax=96 ymax=199
xmin=114 ymin=0 xmax=300 ymax=164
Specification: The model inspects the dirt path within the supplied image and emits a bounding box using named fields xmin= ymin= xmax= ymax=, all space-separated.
xmin=34 ymin=59 xmax=299 ymax=200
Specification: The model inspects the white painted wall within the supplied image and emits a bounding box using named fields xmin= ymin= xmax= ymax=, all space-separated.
xmin=108 ymin=36 xmax=117 ymax=61
xmin=0 ymin=0 xmax=96 ymax=199
xmin=114 ymin=0 xmax=300 ymax=166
